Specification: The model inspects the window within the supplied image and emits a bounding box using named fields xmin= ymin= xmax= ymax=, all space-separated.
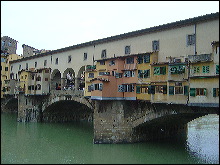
xmin=84 ymin=53 xmax=87 ymax=61
xmin=55 ymin=58 xmax=58 ymax=65
xmin=124 ymin=70 xmax=135 ymax=77
xmin=202 ymin=66 xmax=209 ymax=73
xmin=88 ymin=73 xmax=94 ymax=78
xmin=213 ymin=88 xmax=219 ymax=97
xmin=152 ymin=40 xmax=159 ymax=51
xmin=44 ymin=60 xmax=47 ymax=67
xmin=155 ymin=85 xmax=167 ymax=94
xmin=101 ymin=49 xmax=106 ymax=58
xmin=196 ymin=88 xmax=207 ymax=96
xmin=118 ymin=84 xmax=134 ymax=92
xmin=170 ymin=65 xmax=185 ymax=74
xmin=136 ymin=86 xmax=149 ymax=94
xmin=154 ymin=66 xmax=166 ymax=75
xmin=92 ymin=83 xmax=103 ymax=91
xmin=19 ymin=65 xmax=21 ymax=70
xmin=126 ymin=57 xmax=134 ymax=64
xmin=35 ymin=61 xmax=37 ymax=67
xmin=36 ymin=76 xmax=41 ymax=81
xmin=11 ymin=66 xmax=13 ymax=71
xmin=109 ymin=60 xmax=115 ymax=66
xmin=125 ymin=46 xmax=130 ymax=55
xmin=216 ymin=65 xmax=219 ymax=74
xmin=26 ymin=63 xmax=28 ymax=70
xmin=193 ymin=66 xmax=200 ymax=73
xmin=99 ymin=72 xmax=110 ymax=76
xmin=175 ymin=86 xmax=183 ymax=94
xmin=5 ymin=67 xmax=8 ymax=71
xmin=138 ymin=54 xmax=151 ymax=64
xmin=138 ymin=70 xmax=150 ymax=78
xmin=45 ymin=78 xmax=48 ymax=81
xmin=68 ymin=55 xmax=71 ymax=63
xmin=100 ymin=61 xmax=105 ymax=65
xmin=187 ymin=34 xmax=196 ymax=46
xmin=51 ymin=56 xmax=52 ymax=63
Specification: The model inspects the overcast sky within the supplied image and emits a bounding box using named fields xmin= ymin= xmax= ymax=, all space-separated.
xmin=1 ymin=1 xmax=219 ymax=55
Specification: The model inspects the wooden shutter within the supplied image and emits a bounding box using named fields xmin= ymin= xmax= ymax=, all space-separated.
xmin=163 ymin=85 xmax=167 ymax=94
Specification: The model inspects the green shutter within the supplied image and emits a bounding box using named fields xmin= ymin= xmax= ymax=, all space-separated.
xmin=136 ymin=86 xmax=141 ymax=94
xmin=169 ymin=86 xmax=174 ymax=95
xmin=163 ymin=85 xmax=167 ymax=94
xmin=190 ymin=88 xmax=196 ymax=96
xmin=216 ymin=65 xmax=219 ymax=74
xmin=151 ymin=85 xmax=155 ymax=94
xmin=213 ymin=88 xmax=216 ymax=97
xmin=204 ymin=88 xmax=207 ymax=96
xmin=154 ymin=67 xmax=160 ymax=75
xmin=162 ymin=67 xmax=166 ymax=75
xmin=148 ymin=86 xmax=151 ymax=94
xmin=184 ymin=86 xmax=189 ymax=95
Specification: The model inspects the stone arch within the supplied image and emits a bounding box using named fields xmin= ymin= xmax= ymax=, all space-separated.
xmin=63 ymin=68 xmax=75 ymax=90
xmin=51 ymin=69 xmax=61 ymax=90
xmin=42 ymin=99 xmax=93 ymax=122
xmin=2 ymin=97 xmax=18 ymax=112
xmin=76 ymin=65 xmax=86 ymax=90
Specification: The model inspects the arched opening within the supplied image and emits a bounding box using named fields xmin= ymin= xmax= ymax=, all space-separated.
xmin=63 ymin=68 xmax=75 ymax=90
xmin=51 ymin=69 xmax=61 ymax=90
xmin=42 ymin=100 xmax=93 ymax=122
xmin=76 ymin=66 xmax=85 ymax=90
xmin=3 ymin=98 xmax=18 ymax=113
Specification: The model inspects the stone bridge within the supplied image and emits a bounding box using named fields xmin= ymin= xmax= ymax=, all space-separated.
xmin=3 ymin=91 xmax=218 ymax=144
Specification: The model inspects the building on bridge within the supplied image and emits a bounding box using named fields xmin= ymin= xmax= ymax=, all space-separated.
xmin=3 ymin=12 xmax=219 ymax=107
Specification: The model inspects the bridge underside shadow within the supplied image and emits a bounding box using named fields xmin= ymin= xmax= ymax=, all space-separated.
xmin=42 ymin=100 xmax=93 ymax=122
xmin=93 ymin=100 xmax=219 ymax=144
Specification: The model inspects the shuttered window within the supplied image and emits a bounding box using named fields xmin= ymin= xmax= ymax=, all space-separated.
xmin=169 ymin=86 xmax=174 ymax=95
xmin=136 ymin=86 xmax=141 ymax=94
xmin=202 ymin=66 xmax=210 ymax=73
xmin=154 ymin=66 xmax=166 ymax=75
xmin=190 ymin=88 xmax=196 ymax=96
xmin=216 ymin=65 xmax=219 ymax=74
xmin=184 ymin=86 xmax=189 ymax=95
xmin=213 ymin=88 xmax=219 ymax=97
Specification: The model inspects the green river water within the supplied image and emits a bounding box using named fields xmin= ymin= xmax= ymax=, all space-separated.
xmin=1 ymin=113 xmax=219 ymax=164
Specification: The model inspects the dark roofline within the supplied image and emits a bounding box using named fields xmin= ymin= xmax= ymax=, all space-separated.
xmin=10 ymin=12 xmax=219 ymax=64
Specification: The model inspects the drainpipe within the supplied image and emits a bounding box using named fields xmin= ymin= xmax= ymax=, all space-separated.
xmin=194 ymin=23 xmax=197 ymax=55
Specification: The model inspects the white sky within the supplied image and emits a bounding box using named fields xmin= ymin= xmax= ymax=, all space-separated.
xmin=1 ymin=1 xmax=219 ymax=55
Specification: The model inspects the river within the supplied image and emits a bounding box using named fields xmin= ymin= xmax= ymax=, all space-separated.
xmin=1 ymin=113 xmax=219 ymax=164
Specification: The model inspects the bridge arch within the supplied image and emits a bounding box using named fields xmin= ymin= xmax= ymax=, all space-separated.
xmin=51 ymin=69 xmax=61 ymax=90
xmin=1 ymin=97 xmax=18 ymax=113
xmin=42 ymin=99 xmax=93 ymax=122
xmin=76 ymin=65 xmax=86 ymax=90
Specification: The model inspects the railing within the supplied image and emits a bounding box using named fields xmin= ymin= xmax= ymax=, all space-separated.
xmin=188 ymin=54 xmax=212 ymax=63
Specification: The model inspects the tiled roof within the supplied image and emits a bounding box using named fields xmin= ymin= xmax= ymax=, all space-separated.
xmin=11 ymin=12 xmax=219 ymax=63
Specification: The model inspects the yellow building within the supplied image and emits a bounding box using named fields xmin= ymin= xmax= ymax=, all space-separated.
xmin=1 ymin=53 xmax=22 ymax=98
xmin=188 ymin=41 xmax=219 ymax=107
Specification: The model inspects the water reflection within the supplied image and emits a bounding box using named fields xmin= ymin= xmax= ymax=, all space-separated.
xmin=186 ymin=114 xmax=219 ymax=164
xmin=1 ymin=113 xmax=219 ymax=164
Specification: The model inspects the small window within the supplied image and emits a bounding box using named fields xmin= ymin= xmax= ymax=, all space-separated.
xmin=193 ymin=66 xmax=200 ymax=73
xmin=213 ymin=88 xmax=219 ymax=97
xmin=152 ymin=40 xmax=159 ymax=51
xmin=109 ymin=60 xmax=115 ymax=66
xmin=5 ymin=67 xmax=8 ymax=71
xmin=11 ymin=66 xmax=13 ymax=71
xmin=100 ymin=61 xmax=105 ymax=65
xmin=175 ymin=86 xmax=183 ymax=94
xmin=51 ymin=56 xmax=53 ymax=63
xmin=55 ymin=58 xmax=58 ymax=65
xmin=19 ymin=65 xmax=21 ymax=70
xmin=125 ymin=46 xmax=130 ymax=55
xmin=154 ymin=66 xmax=166 ymax=75
xmin=187 ymin=34 xmax=196 ymax=46
xmin=84 ymin=53 xmax=87 ymax=61
xmin=26 ymin=63 xmax=28 ymax=70
xmin=44 ymin=60 xmax=47 ymax=67
xmin=202 ymin=66 xmax=210 ymax=73
xmin=196 ymin=88 xmax=207 ymax=96
xmin=126 ymin=57 xmax=134 ymax=64
xmin=101 ymin=49 xmax=106 ymax=58
xmin=88 ymin=73 xmax=94 ymax=78
xmin=45 ymin=78 xmax=48 ymax=81
xmin=68 ymin=55 xmax=71 ymax=63
xmin=35 ymin=61 xmax=37 ymax=67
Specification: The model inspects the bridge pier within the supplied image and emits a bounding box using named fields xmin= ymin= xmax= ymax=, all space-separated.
xmin=17 ymin=94 xmax=49 ymax=122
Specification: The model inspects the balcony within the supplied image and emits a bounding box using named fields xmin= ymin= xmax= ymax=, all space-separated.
xmin=86 ymin=65 xmax=96 ymax=71
xmin=188 ymin=54 xmax=212 ymax=63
